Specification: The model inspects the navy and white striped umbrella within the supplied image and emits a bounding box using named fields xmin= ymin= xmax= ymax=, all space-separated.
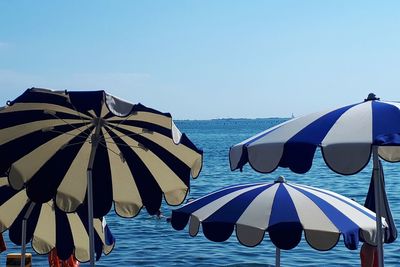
xmin=229 ymin=93 xmax=398 ymax=267
xmin=0 ymin=178 xmax=115 ymax=262
xmin=171 ymin=176 xmax=386 ymax=266
xmin=0 ymin=88 xmax=203 ymax=217
xmin=230 ymin=93 xmax=400 ymax=175
xmin=0 ymin=88 xmax=203 ymax=265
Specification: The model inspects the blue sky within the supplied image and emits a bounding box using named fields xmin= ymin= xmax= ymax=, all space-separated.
xmin=1 ymin=1 xmax=399 ymax=119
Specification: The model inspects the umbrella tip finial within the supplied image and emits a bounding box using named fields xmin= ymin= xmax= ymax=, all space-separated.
xmin=275 ymin=175 xmax=286 ymax=183
xmin=365 ymin=93 xmax=380 ymax=101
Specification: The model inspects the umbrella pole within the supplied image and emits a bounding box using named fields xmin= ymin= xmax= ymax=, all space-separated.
xmin=275 ymin=247 xmax=280 ymax=267
xmin=372 ymin=146 xmax=384 ymax=267
xmin=87 ymin=118 xmax=103 ymax=267
xmin=21 ymin=202 xmax=35 ymax=267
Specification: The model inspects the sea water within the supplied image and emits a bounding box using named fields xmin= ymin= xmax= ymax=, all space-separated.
xmin=1 ymin=119 xmax=399 ymax=266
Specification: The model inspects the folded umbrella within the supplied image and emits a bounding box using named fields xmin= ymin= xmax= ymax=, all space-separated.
xmin=364 ymin=161 xmax=397 ymax=243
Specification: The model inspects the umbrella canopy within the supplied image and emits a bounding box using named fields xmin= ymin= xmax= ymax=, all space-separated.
xmin=0 ymin=87 xmax=202 ymax=265
xmin=229 ymin=93 xmax=397 ymax=266
xmin=171 ymin=177 xmax=386 ymax=266
xmin=0 ymin=88 xmax=203 ymax=218
xmin=230 ymin=94 xmax=400 ymax=175
xmin=0 ymin=178 xmax=115 ymax=262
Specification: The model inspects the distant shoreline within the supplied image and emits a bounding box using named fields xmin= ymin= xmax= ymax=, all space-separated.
xmin=175 ymin=117 xmax=291 ymax=122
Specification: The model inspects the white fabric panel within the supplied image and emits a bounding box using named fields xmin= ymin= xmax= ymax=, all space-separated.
xmin=105 ymin=93 xmax=134 ymax=117
xmin=236 ymin=184 xmax=279 ymax=229
xmin=189 ymin=215 xmax=201 ymax=237
xmin=30 ymin=88 xmax=66 ymax=95
xmin=171 ymin=121 xmax=183 ymax=144
xmin=296 ymin=185 xmax=377 ymax=229
xmin=107 ymin=111 xmax=172 ymax=129
xmin=236 ymin=224 xmax=265 ymax=247
xmin=322 ymin=144 xmax=372 ymax=174
xmin=246 ymin=143 xmax=283 ymax=173
xmin=285 ymin=185 xmax=338 ymax=233
xmin=32 ymin=202 xmax=56 ymax=254
xmin=191 ymin=184 xmax=266 ymax=221
xmin=67 ymin=213 xmax=90 ymax=262
xmin=0 ymin=190 xmax=28 ymax=231
xmin=233 ymin=118 xmax=297 ymax=147
xmin=322 ymin=102 xmax=372 ymax=174
xmin=322 ymin=102 xmax=372 ymax=145
xmin=298 ymin=184 xmax=377 ymax=218
xmin=113 ymin=128 xmax=188 ymax=205
xmin=229 ymin=119 xmax=293 ymax=170
xmin=297 ymin=185 xmax=383 ymax=245
xmin=8 ymin=126 xmax=89 ymax=190
xmin=229 ymin=146 xmax=245 ymax=170
xmin=250 ymin=110 xmax=333 ymax=146
xmin=304 ymin=230 xmax=340 ymax=250
xmin=56 ymin=132 xmax=92 ymax=213
xmin=102 ymin=130 xmax=142 ymax=217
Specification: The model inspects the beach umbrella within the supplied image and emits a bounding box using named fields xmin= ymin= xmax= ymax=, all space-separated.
xmin=229 ymin=93 xmax=398 ymax=266
xmin=171 ymin=176 xmax=386 ymax=267
xmin=0 ymin=88 xmax=203 ymax=265
xmin=0 ymin=178 xmax=115 ymax=264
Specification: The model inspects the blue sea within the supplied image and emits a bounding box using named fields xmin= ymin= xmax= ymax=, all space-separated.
xmin=1 ymin=119 xmax=400 ymax=266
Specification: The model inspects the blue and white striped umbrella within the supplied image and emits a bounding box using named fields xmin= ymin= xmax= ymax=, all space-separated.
xmin=229 ymin=94 xmax=398 ymax=267
xmin=0 ymin=178 xmax=115 ymax=262
xmin=230 ymin=94 xmax=400 ymax=175
xmin=171 ymin=177 xmax=386 ymax=266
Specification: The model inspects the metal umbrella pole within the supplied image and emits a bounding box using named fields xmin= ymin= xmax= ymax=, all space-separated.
xmin=87 ymin=117 xmax=103 ymax=267
xmin=20 ymin=202 xmax=36 ymax=267
xmin=275 ymin=247 xmax=281 ymax=267
xmin=372 ymin=146 xmax=384 ymax=267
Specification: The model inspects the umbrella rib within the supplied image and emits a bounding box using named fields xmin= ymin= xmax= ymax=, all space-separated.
xmin=45 ymin=129 xmax=91 ymax=139
xmin=46 ymin=111 xmax=92 ymax=136
xmin=99 ymin=139 xmax=142 ymax=151
xmin=102 ymin=130 xmax=149 ymax=141
xmin=67 ymin=101 xmax=96 ymax=130
xmin=97 ymin=141 xmax=121 ymax=157
xmin=61 ymin=140 xmax=91 ymax=149
xmin=97 ymin=140 xmax=143 ymax=163
xmin=106 ymin=112 xmax=137 ymax=129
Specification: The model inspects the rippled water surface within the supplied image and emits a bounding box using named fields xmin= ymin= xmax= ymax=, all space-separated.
xmin=1 ymin=119 xmax=400 ymax=266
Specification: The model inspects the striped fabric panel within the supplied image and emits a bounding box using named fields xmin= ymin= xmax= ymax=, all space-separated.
xmin=230 ymin=99 xmax=400 ymax=175
xmin=0 ymin=180 xmax=115 ymax=262
xmin=1 ymin=88 xmax=203 ymax=218
xmin=171 ymin=181 xmax=381 ymax=251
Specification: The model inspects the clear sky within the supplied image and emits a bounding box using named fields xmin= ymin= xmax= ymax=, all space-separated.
xmin=1 ymin=0 xmax=399 ymax=119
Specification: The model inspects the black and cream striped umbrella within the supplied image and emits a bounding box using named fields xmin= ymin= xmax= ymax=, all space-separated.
xmin=0 ymin=88 xmax=203 ymax=217
xmin=0 ymin=88 xmax=203 ymax=265
xmin=0 ymin=178 xmax=115 ymax=262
